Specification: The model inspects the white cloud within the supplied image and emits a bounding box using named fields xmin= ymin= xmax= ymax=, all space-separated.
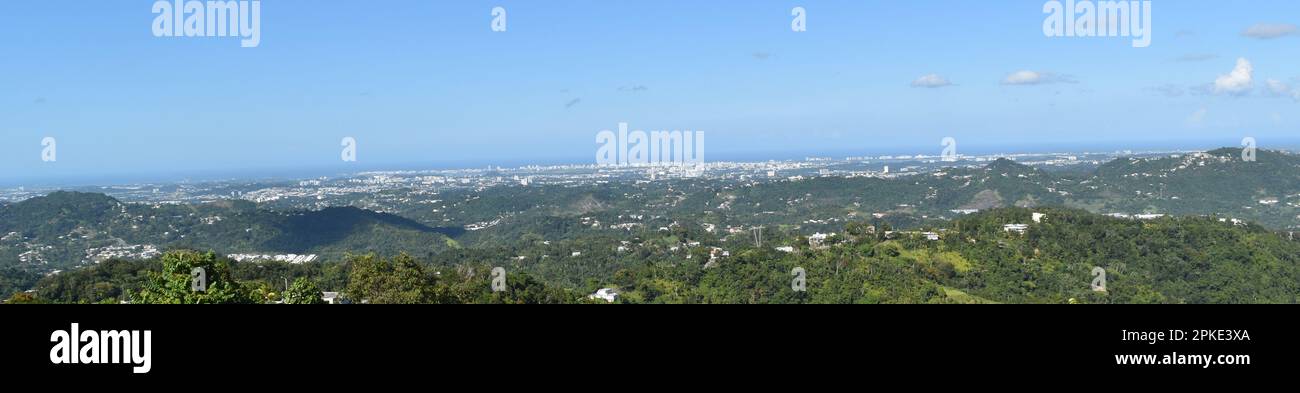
xmin=1213 ymin=58 xmax=1254 ymax=95
xmin=1243 ymin=23 xmax=1298 ymax=39
xmin=1001 ymin=70 xmax=1073 ymax=86
xmin=911 ymin=74 xmax=952 ymax=88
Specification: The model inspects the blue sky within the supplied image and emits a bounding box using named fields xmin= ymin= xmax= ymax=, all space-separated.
xmin=2 ymin=0 xmax=1299 ymax=185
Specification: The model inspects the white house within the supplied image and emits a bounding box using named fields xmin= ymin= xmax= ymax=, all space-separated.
xmin=808 ymin=233 xmax=835 ymax=248
xmin=1032 ymin=213 xmax=1046 ymax=223
xmin=588 ymin=288 xmax=619 ymax=303
xmin=322 ymin=292 xmax=340 ymax=304
xmin=1003 ymin=224 xmax=1029 ymax=234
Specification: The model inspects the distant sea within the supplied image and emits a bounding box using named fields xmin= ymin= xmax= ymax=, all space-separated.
xmin=7 ymin=137 xmax=1300 ymax=189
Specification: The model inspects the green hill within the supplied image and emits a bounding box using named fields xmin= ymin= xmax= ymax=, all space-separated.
xmin=0 ymin=192 xmax=454 ymax=270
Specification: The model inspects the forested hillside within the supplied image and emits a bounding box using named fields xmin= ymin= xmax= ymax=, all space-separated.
xmin=0 ymin=192 xmax=456 ymax=269
xmin=9 ymin=208 xmax=1299 ymax=304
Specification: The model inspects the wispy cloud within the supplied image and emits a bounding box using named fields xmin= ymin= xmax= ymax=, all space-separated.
xmin=1146 ymin=84 xmax=1186 ymax=97
xmin=1265 ymin=79 xmax=1290 ymax=96
xmin=751 ymin=52 xmax=772 ymax=61
xmin=1265 ymin=79 xmax=1300 ymax=101
xmin=1174 ymin=53 xmax=1218 ymax=62
xmin=910 ymin=74 xmax=953 ymax=88
xmin=1187 ymin=107 xmax=1208 ymax=127
xmin=564 ymin=98 xmax=582 ymax=109
xmin=1242 ymin=23 xmax=1298 ymax=39
xmin=617 ymin=85 xmax=649 ymax=92
xmin=1001 ymin=70 xmax=1075 ymax=86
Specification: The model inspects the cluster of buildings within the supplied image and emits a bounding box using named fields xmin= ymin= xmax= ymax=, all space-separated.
xmin=226 ymin=253 xmax=319 ymax=264
xmin=1104 ymin=213 xmax=1167 ymax=220
xmin=83 ymin=244 xmax=162 ymax=263
xmin=465 ymin=217 xmax=504 ymax=231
